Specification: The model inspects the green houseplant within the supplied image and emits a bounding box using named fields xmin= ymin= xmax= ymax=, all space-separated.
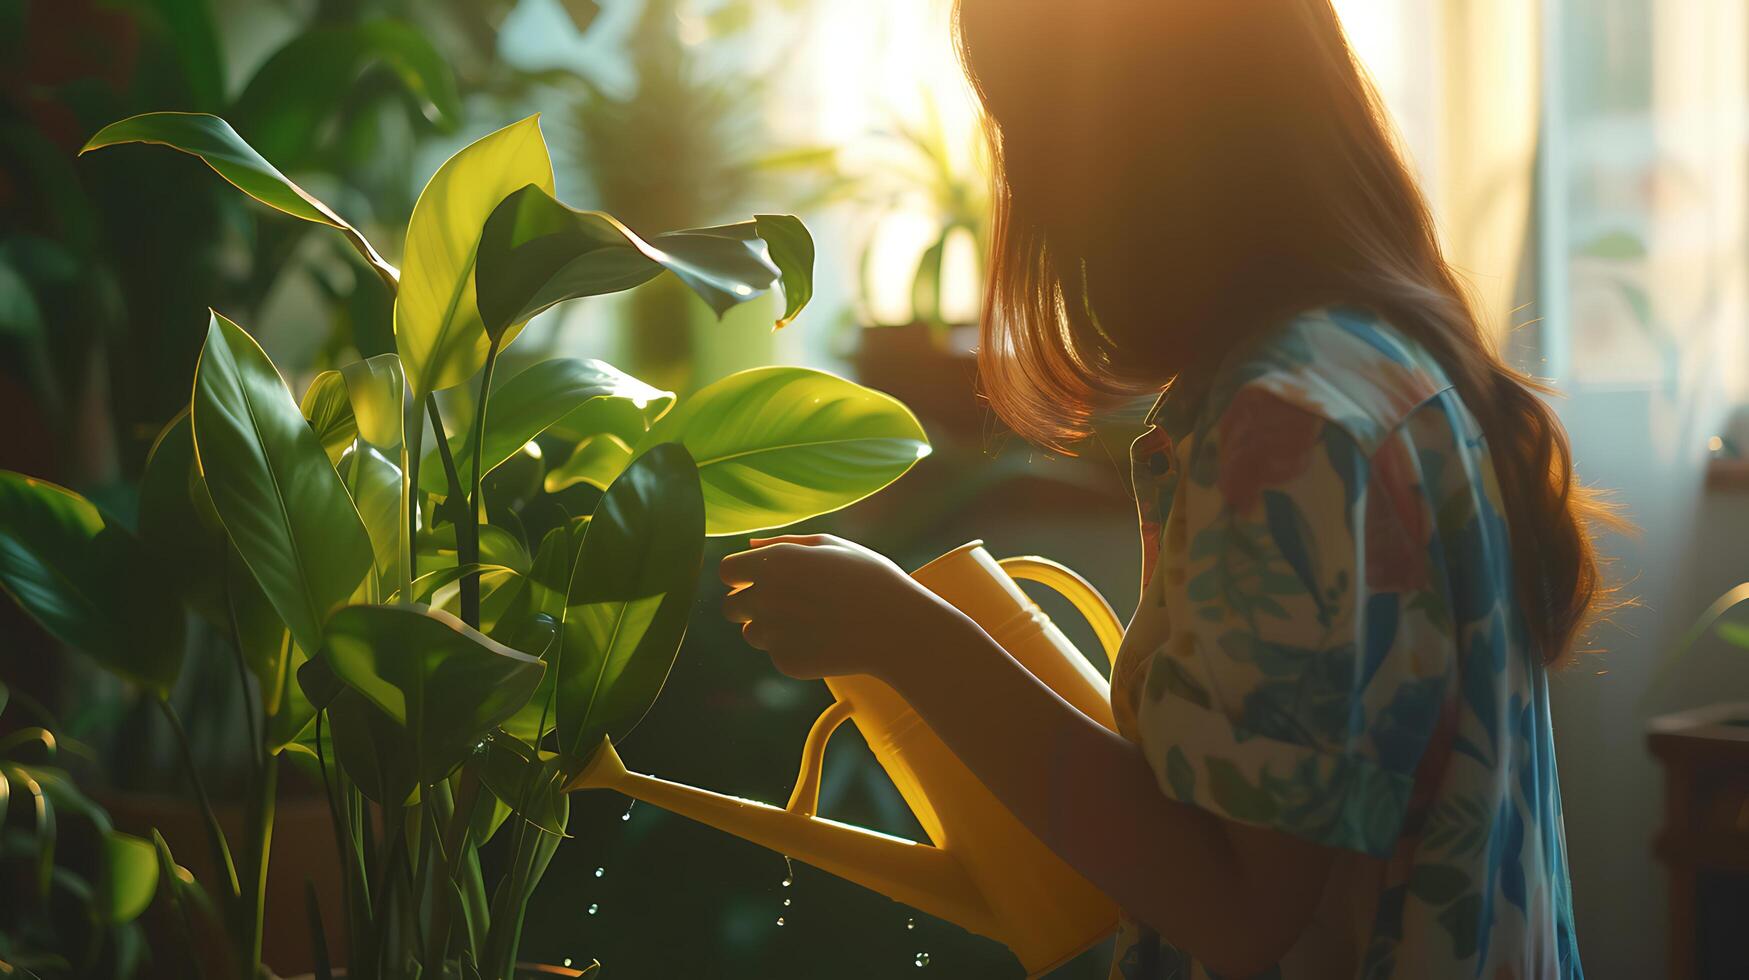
xmin=0 ymin=112 xmax=928 ymax=979
xmin=0 ymin=681 xmax=169 ymax=979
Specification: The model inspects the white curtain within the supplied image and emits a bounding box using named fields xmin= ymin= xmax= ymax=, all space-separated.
xmin=1335 ymin=0 xmax=1543 ymax=339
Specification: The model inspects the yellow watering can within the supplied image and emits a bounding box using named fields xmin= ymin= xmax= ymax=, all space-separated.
xmin=568 ymin=541 xmax=1126 ymax=977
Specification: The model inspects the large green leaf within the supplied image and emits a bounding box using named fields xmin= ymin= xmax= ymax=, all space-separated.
xmin=192 ymin=311 xmax=374 ymax=656
xmin=555 ymin=445 xmax=704 ymax=761
xmin=80 ymin=112 xmax=396 ymax=284
xmin=640 ymin=367 xmax=931 ymax=535
xmin=0 ymin=472 xmax=184 ymax=695
xmin=475 ymin=185 xmax=814 ymax=336
xmin=418 ymin=358 xmax=671 ymax=495
xmin=395 ymin=117 xmax=554 ymax=398
xmin=232 ymin=19 xmax=461 ymax=168
xmin=322 ymin=604 xmax=544 ymax=785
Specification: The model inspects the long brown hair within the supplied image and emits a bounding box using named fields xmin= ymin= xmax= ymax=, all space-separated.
xmin=955 ymin=0 xmax=1619 ymax=665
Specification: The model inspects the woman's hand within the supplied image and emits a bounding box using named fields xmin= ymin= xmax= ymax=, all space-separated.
xmin=719 ymin=534 xmax=965 ymax=682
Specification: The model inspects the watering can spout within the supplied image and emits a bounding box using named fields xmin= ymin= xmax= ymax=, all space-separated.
xmin=567 ymin=735 xmax=998 ymax=937
xmin=566 ymin=543 xmax=1125 ymax=978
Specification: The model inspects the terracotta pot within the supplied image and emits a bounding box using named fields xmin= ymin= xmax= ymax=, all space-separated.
xmin=850 ymin=322 xmax=983 ymax=440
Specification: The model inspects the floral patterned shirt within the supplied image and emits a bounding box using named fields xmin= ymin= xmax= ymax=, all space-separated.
xmin=1107 ymin=308 xmax=1582 ymax=980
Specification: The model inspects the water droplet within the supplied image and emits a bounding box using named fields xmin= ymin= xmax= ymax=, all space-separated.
xmin=588 ymin=904 xmax=599 ymax=915
xmin=782 ymin=876 xmax=793 ymax=887
xmin=594 ymin=867 xmax=605 ymax=878
xmin=621 ymin=803 xmax=634 ymax=821
xmin=563 ymin=958 xmax=573 ymax=967
xmin=776 ymin=916 xmax=786 ymax=926
xmin=783 ymin=898 xmax=791 ymax=907
xmin=906 ymin=917 xmax=916 ymax=930
xmin=915 ymin=952 xmax=930 ymax=967
xmin=782 ymin=854 xmax=794 ymax=887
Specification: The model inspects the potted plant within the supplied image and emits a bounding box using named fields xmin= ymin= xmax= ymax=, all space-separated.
xmin=0 ymin=111 xmax=929 ymax=978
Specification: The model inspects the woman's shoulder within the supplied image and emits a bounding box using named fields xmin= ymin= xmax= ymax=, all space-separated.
xmin=1199 ymin=305 xmax=1458 ymax=458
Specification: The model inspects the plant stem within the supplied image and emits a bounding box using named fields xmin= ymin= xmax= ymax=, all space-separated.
xmin=462 ymin=338 xmax=501 ymax=628
xmin=407 ymin=396 xmax=424 ymax=593
xmin=398 ymin=434 xmax=414 ymax=606
xmin=155 ymin=697 xmax=241 ymax=901
xmin=426 ymin=394 xmax=479 ymax=598
xmin=242 ymin=751 xmax=280 ymax=978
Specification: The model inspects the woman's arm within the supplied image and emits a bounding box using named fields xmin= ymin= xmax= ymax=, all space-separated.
xmin=720 ymin=535 xmax=1334 ymax=976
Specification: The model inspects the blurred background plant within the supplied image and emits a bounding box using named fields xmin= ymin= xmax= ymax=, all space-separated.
xmin=0 ymin=682 xmax=166 ymax=979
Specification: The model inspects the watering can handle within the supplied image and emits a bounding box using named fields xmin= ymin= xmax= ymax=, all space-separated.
xmin=997 ymin=557 xmax=1124 ymax=669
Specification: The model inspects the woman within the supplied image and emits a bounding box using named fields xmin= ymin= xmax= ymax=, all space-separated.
xmin=721 ymin=2 xmax=1613 ymax=976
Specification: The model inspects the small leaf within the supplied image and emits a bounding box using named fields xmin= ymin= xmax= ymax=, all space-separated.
xmin=301 ymin=371 xmax=358 ymax=464
xmin=0 ymin=472 xmax=184 ymax=694
xmin=640 ymin=367 xmax=930 ymax=535
xmin=501 ymin=526 xmax=585 ymax=743
xmin=102 ymin=831 xmax=160 ymax=924
xmin=754 ymin=214 xmax=816 ymax=328
xmin=478 ymin=732 xmax=569 ymax=837
xmin=555 ymin=445 xmax=704 ymax=760
xmin=193 ymin=311 xmax=375 ymax=656
xmin=341 ymin=353 xmax=406 ymax=452
xmin=396 ymin=564 xmax=516 ymax=605
xmin=475 ymin=185 xmax=809 ymax=336
xmin=322 ymin=604 xmax=545 ymax=785
xmin=420 ymin=358 xmax=669 ymax=495
xmin=544 ymin=434 xmax=633 ymax=494
xmin=395 ymin=116 xmax=555 ymax=397
xmin=80 ymin=112 xmax=395 ymax=283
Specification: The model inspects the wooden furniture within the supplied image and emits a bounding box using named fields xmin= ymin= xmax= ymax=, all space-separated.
xmin=1649 ymin=702 xmax=1749 ymax=980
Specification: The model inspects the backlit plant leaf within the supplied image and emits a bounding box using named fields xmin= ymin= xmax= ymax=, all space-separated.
xmin=395 ymin=116 xmax=554 ymax=398
xmin=544 ymin=434 xmax=633 ymax=494
xmin=640 ymin=367 xmax=930 ymax=535
xmin=193 ymin=311 xmax=374 ymax=656
xmin=321 ymin=604 xmax=544 ymax=785
xmin=301 ymin=371 xmax=357 ymax=465
xmin=554 ymin=445 xmax=703 ymax=761
xmin=475 ymin=184 xmax=814 ymax=336
xmin=80 ymin=112 xmax=396 ymax=284
xmin=419 ymin=358 xmax=670 ymax=495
